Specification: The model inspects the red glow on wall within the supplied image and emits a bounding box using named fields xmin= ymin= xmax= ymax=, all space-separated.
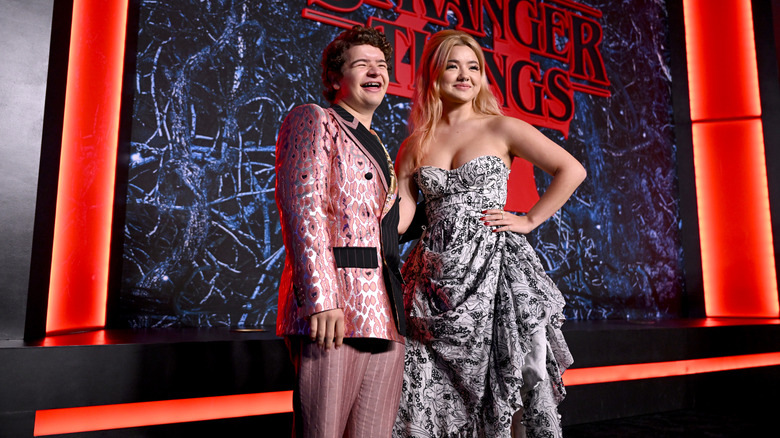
xmin=692 ymin=120 xmax=778 ymax=316
xmin=683 ymin=0 xmax=779 ymax=317
xmin=46 ymin=0 xmax=128 ymax=333
xmin=563 ymin=352 xmax=780 ymax=386
xmin=40 ymin=329 xmax=108 ymax=347
xmin=33 ymin=391 xmax=293 ymax=436
xmin=32 ymin=353 xmax=780 ymax=435
xmin=683 ymin=0 xmax=761 ymax=121
xmin=505 ymin=158 xmax=540 ymax=213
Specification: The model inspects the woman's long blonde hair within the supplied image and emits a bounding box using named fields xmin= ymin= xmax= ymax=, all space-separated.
xmin=407 ymin=30 xmax=503 ymax=167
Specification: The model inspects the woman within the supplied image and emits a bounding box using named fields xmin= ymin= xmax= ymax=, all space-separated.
xmin=393 ymin=30 xmax=586 ymax=438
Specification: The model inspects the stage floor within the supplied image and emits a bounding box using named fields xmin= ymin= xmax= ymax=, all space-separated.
xmin=1 ymin=318 xmax=777 ymax=436
xmin=563 ymin=407 xmax=774 ymax=437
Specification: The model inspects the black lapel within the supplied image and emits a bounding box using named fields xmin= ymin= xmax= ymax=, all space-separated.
xmin=331 ymin=105 xmax=406 ymax=336
xmin=331 ymin=104 xmax=392 ymax=188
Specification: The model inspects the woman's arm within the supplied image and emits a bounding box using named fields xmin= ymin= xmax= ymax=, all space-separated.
xmin=484 ymin=116 xmax=586 ymax=234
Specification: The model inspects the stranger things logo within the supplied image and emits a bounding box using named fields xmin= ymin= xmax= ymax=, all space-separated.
xmin=302 ymin=0 xmax=611 ymax=138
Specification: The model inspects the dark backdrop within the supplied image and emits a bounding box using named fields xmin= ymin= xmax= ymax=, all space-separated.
xmin=117 ymin=0 xmax=684 ymax=328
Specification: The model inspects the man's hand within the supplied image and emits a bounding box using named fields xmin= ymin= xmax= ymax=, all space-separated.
xmin=309 ymin=308 xmax=345 ymax=350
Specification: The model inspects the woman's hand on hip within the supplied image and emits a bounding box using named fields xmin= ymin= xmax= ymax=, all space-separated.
xmin=482 ymin=209 xmax=537 ymax=234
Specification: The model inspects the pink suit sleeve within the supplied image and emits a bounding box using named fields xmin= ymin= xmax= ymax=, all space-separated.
xmin=275 ymin=105 xmax=340 ymax=317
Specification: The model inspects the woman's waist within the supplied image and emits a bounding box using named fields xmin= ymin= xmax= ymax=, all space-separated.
xmin=421 ymin=208 xmax=495 ymax=243
xmin=424 ymin=199 xmax=502 ymax=224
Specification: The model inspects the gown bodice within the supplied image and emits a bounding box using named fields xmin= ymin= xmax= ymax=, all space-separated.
xmin=416 ymin=154 xmax=509 ymax=219
xmin=414 ymin=155 xmax=510 ymax=254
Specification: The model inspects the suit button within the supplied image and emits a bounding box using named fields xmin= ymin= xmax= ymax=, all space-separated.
xmin=365 ymin=172 xmax=373 ymax=180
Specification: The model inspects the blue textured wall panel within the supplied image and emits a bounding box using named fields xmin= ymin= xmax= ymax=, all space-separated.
xmin=120 ymin=0 xmax=683 ymax=327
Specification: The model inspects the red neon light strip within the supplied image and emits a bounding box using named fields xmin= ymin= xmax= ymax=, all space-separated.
xmin=34 ymin=391 xmax=293 ymax=436
xmin=33 ymin=354 xmax=780 ymax=435
xmin=563 ymin=352 xmax=780 ymax=386
xmin=682 ymin=0 xmax=779 ymax=317
xmin=683 ymin=0 xmax=761 ymax=121
xmin=692 ymin=120 xmax=778 ymax=316
xmin=46 ymin=0 xmax=129 ymax=333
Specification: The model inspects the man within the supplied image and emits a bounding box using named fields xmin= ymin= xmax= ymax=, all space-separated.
xmin=274 ymin=25 xmax=405 ymax=437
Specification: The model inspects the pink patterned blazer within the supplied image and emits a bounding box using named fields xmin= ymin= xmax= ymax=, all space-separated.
xmin=275 ymin=104 xmax=405 ymax=343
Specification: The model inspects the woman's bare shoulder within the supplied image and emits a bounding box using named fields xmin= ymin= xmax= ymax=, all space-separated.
xmin=486 ymin=114 xmax=533 ymax=131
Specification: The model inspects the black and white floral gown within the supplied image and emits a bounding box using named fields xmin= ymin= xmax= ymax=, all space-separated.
xmin=393 ymin=155 xmax=573 ymax=438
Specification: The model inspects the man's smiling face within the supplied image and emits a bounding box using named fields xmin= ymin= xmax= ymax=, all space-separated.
xmin=332 ymin=44 xmax=389 ymax=116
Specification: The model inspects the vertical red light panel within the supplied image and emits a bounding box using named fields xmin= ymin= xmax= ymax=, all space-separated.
xmin=683 ymin=0 xmax=779 ymax=317
xmin=692 ymin=120 xmax=777 ymax=315
xmin=46 ymin=0 xmax=128 ymax=333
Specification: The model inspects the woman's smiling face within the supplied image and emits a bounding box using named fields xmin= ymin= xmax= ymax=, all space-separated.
xmin=438 ymin=45 xmax=481 ymax=105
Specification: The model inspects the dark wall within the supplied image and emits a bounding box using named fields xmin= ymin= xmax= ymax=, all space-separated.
xmin=118 ymin=0 xmax=685 ymax=329
xmin=0 ymin=0 xmax=53 ymax=340
xmin=761 ymin=1 xmax=780 ymax=288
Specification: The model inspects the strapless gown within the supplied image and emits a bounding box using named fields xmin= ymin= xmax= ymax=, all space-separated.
xmin=393 ymin=155 xmax=573 ymax=438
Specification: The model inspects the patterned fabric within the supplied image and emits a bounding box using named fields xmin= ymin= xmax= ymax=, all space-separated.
xmin=393 ymin=155 xmax=573 ymax=437
xmin=275 ymin=104 xmax=403 ymax=342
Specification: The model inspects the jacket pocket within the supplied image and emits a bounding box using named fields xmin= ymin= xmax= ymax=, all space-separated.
xmin=332 ymin=247 xmax=379 ymax=269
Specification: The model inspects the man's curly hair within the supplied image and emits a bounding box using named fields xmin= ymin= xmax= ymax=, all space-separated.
xmin=321 ymin=25 xmax=393 ymax=103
